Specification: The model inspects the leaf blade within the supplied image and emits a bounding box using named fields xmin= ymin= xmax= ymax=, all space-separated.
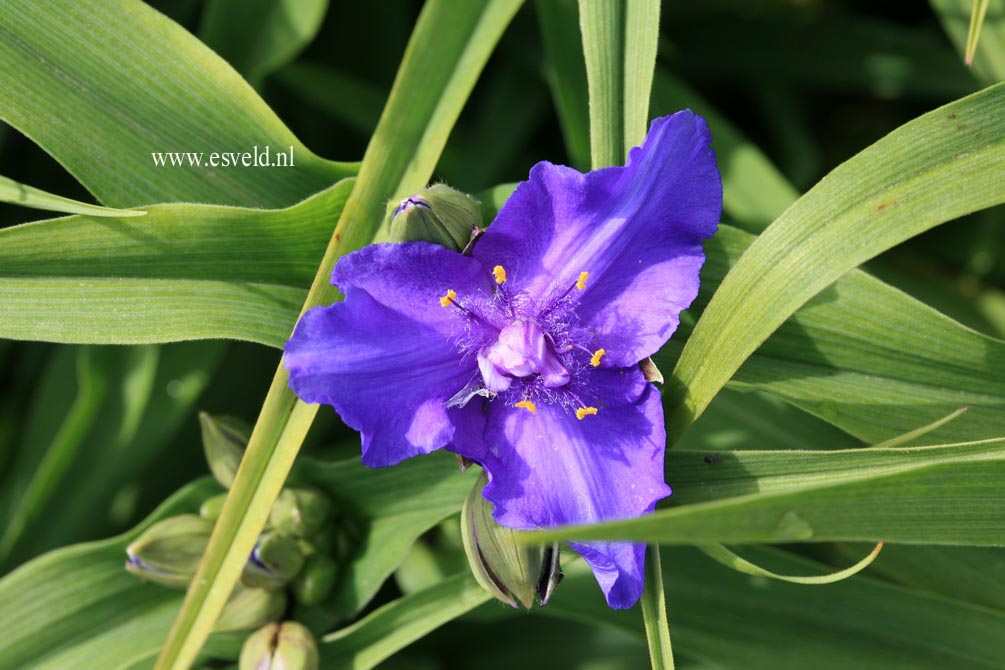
xmin=154 ymin=2 xmax=525 ymax=668
xmin=667 ymin=84 xmax=1005 ymax=443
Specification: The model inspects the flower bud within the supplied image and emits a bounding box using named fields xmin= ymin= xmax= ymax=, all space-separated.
xmin=269 ymin=487 xmax=331 ymax=538
xmin=124 ymin=514 xmax=213 ymax=588
xmin=215 ymin=586 xmax=286 ymax=633
xmin=460 ymin=470 xmax=562 ymax=608
xmin=242 ymin=531 xmax=306 ymax=589
xmin=388 ymin=184 xmax=480 ymax=252
xmin=199 ymin=412 xmax=251 ymax=489
xmin=291 ymin=553 xmax=338 ymax=606
xmin=239 ymin=621 xmax=319 ymax=670
xmin=199 ymin=493 xmax=228 ymax=522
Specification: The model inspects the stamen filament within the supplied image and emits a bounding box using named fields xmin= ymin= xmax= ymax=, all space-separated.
xmin=576 ymin=407 xmax=598 ymax=420
xmin=541 ymin=269 xmax=593 ymax=318
xmin=515 ymin=400 xmax=537 ymax=414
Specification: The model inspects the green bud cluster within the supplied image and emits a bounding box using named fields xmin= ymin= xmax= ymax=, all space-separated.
xmin=124 ymin=412 xmax=355 ymax=658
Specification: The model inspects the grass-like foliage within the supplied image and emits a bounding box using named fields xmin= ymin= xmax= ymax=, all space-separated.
xmin=0 ymin=1 xmax=1003 ymax=669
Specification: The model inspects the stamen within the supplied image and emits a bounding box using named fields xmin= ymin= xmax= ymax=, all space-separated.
xmin=439 ymin=289 xmax=457 ymax=308
xmin=576 ymin=407 xmax=598 ymax=420
xmin=540 ymin=270 xmax=593 ymax=319
xmin=492 ymin=265 xmax=507 ymax=284
xmin=515 ymin=400 xmax=537 ymax=414
xmin=590 ymin=349 xmax=606 ymax=367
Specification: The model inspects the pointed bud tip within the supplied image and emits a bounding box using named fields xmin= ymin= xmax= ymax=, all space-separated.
xmin=200 ymin=413 xmax=251 ymax=489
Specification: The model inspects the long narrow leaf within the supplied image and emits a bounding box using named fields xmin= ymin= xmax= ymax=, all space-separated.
xmin=0 ymin=181 xmax=352 ymax=346
xmin=0 ymin=0 xmax=352 ymax=208
xmin=659 ymin=225 xmax=1005 ymax=446
xmin=578 ymin=0 xmax=661 ymax=164
xmin=667 ymin=84 xmax=1005 ymax=443
xmin=321 ymin=573 xmax=491 ymax=670
xmin=0 ymin=176 xmax=145 ymax=217
xmin=528 ymin=440 xmax=1005 ymax=545
xmin=155 ymin=2 xmax=525 ymax=668
xmin=0 ymin=480 xmax=221 ymax=670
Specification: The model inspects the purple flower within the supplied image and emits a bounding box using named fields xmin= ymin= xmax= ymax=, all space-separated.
xmin=284 ymin=111 xmax=722 ymax=609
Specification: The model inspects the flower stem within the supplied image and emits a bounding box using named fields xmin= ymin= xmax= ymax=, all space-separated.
xmin=641 ymin=544 xmax=674 ymax=670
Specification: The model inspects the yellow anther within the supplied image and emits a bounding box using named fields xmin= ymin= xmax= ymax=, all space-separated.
xmin=576 ymin=407 xmax=598 ymax=420
xmin=590 ymin=349 xmax=606 ymax=367
xmin=492 ymin=265 xmax=507 ymax=284
xmin=439 ymin=289 xmax=457 ymax=307
xmin=576 ymin=271 xmax=589 ymax=290
xmin=515 ymin=400 xmax=537 ymax=414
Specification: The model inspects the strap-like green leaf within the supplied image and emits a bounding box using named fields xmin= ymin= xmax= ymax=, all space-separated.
xmin=698 ymin=542 xmax=884 ymax=585
xmin=546 ymin=547 xmax=1005 ymax=669
xmin=964 ymin=0 xmax=993 ymax=67
xmin=667 ymin=84 xmax=1005 ymax=443
xmin=155 ymin=2 xmax=525 ymax=668
xmin=526 ymin=439 xmax=1005 ymax=545
xmin=0 ymin=0 xmax=352 ymax=208
xmin=659 ymin=225 xmax=1005 ymax=446
xmin=321 ymin=573 xmax=491 ymax=670
xmin=871 ymin=406 xmax=970 ymax=449
xmin=0 ymin=176 xmax=146 ymax=217
xmin=199 ymin=0 xmax=328 ymax=87
xmin=0 ymin=180 xmax=352 ymax=346
xmin=0 ymin=480 xmax=221 ymax=670
xmin=578 ymin=0 xmax=661 ymax=165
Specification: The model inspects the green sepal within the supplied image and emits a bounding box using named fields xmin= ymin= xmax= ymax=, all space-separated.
xmin=269 ymin=487 xmax=331 ymax=538
xmin=124 ymin=514 xmax=213 ymax=588
xmin=239 ymin=621 xmax=319 ymax=670
xmin=199 ymin=493 xmax=228 ymax=522
xmin=291 ymin=553 xmax=338 ymax=606
xmin=242 ymin=531 xmax=306 ymax=588
xmin=215 ymin=586 xmax=286 ymax=633
xmin=199 ymin=413 xmax=252 ymax=489
xmin=460 ymin=470 xmax=561 ymax=608
xmin=388 ymin=184 xmax=481 ymax=251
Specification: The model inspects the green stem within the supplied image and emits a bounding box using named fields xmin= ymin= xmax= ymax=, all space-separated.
xmin=154 ymin=2 xmax=524 ymax=667
xmin=640 ymin=545 xmax=674 ymax=670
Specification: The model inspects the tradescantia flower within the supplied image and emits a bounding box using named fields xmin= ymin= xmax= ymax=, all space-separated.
xmin=284 ymin=110 xmax=722 ymax=609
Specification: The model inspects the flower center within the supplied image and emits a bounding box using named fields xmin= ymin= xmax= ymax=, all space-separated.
xmin=438 ymin=265 xmax=605 ymax=419
xmin=476 ymin=319 xmax=570 ymax=392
